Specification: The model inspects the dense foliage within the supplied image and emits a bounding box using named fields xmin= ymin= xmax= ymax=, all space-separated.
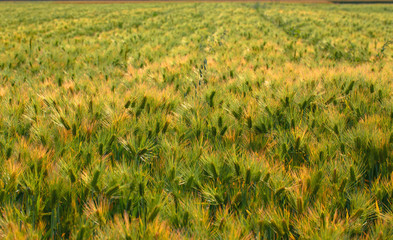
xmin=1 ymin=2 xmax=393 ymax=239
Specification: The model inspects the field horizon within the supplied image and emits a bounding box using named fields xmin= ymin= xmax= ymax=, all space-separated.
xmin=3 ymin=0 xmax=393 ymax=5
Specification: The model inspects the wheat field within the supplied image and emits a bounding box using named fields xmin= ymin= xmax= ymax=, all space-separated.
xmin=1 ymin=2 xmax=393 ymax=239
